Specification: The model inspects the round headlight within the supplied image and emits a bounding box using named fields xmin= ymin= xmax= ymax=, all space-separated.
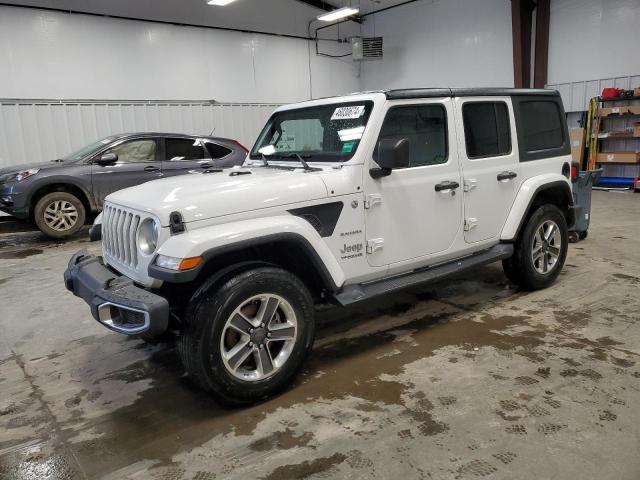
xmin=137 ymin=218 xmax=159 ymax=255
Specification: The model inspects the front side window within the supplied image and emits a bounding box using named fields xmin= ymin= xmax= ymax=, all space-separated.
xmin=519 ymin=101 xmax=564 ymax=152
xmin=165 ymin=138 xmax=206 ymax=161
xmin=377 ymin=104 xmax=448 ymax=167
xmin=108 ymin=139 xmax=156 ymax=163
xmin=250 ymin=101 xmax=374 ymax=162
xmin=462 ymin=102 xmax=511 ymax=158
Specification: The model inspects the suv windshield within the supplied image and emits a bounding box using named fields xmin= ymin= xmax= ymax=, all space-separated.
xmin=250 ymin=101 xmax=374 ymax=162
xmin=63 ymin=136 xmax=117 ymax=161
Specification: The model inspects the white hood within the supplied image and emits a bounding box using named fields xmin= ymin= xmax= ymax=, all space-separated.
xmin=105 ymin=166 xmax=330 ymax=225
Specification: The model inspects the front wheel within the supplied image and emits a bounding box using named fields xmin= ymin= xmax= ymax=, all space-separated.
xmin=178 ymin=267 xmax=315 ymax=406
xmin=34 ymin=191 xmax=86 ymax=239
xmin=502 ymin=204 xmax=568 ymax=290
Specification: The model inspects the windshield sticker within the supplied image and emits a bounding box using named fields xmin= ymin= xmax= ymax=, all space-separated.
xmin=342 ymin=141 xmax=355 ymax=153
xmin=331 ymin=105 xmax=366 ymax=121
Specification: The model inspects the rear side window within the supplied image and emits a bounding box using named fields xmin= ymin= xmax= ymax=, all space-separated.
xmin=377 ymin=104 xmax=447 ymax=167
xmin=204 ymin=141 xmax=232 ymax=159
xmin=165 ymin=138 xmax=206 ymax=161
xmin=462 ymin=102 xmax=511 ymax=158
xmin=519 ymin=101 xmax=564 ymax=151
xmin=512 ymin=95 xmax=569 ymax=161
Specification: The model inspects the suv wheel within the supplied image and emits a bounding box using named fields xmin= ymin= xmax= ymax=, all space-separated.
xmin=178 ymin=267 xmax=315 ymax=406
xmin=34 ymin=192 xmax=86 ymax=239
xmin=502 ymin=204 xmax=568 ymax=290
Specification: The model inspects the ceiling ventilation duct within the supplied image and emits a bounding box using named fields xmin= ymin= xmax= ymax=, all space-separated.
xmin=352 ymin=37 xmax=383 ymax=60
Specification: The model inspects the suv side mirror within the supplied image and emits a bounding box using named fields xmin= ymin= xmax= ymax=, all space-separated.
xmin=95 ymin=152 xmax=118 ymax=165
xmin=370 ymin=137 xmax=410 ymax=179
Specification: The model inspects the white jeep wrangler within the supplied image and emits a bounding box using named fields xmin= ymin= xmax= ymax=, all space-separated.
xmin=65 ymin=88 xmax=575 ymax=405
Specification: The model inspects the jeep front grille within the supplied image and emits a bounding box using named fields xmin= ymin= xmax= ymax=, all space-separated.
xmin=102 ymin=204 xmax=141 ymax=268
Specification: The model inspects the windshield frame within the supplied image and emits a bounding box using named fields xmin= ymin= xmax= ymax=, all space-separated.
xmin=249 ymin=100 xmax=375 ymax=163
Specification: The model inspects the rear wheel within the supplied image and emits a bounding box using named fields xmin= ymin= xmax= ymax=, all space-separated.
xmin=178 ymin=267 xmax=315 ymax=406
xmin=502 ymin=204 xmax=568 ymax=290
xmin=34 ymin=191 xmax=86 ymax=239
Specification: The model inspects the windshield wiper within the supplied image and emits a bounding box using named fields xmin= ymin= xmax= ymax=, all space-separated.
xmin=261 ymin=153 xmax=270 ymax=167
xmin=281 ymin=153 xmax=313 ymax=171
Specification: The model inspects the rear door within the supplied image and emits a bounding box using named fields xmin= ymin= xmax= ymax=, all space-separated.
xmin=161 ymin=137 xmax=211 ymax=176
xmin=455 ymin=98 xmax=521 ymax=243
xmin=91 ymin=137 xmax=162 ymax=205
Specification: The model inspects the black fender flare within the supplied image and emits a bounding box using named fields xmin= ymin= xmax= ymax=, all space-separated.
xmin=148 ymin=232 xmax=339 ymax=292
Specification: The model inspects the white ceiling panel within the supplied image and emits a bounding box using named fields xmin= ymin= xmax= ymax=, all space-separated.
xmin=1 ymin=0 xmax=340 ymax=37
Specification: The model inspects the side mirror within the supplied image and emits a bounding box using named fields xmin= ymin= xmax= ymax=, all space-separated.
xmin=370 ymin=137 xmax=410 ymax=179
xmin=95 ymin=152 xmax=118 ymax=165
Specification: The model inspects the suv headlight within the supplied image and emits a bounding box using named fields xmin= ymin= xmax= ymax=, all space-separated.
xmin=137 ymin=218 xmax=159 ymax=255
xmin=0 ymin=168 xmax=40 ymax=183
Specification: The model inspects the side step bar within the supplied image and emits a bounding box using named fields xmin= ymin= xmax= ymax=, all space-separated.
xmin=333 ymin=243 xmax=514 ymax=306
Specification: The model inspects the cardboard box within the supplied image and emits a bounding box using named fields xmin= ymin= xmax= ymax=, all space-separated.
xmin=597 ymin=152 xmax=640 ymax=164
xmin=569 ymin=128 xmax=585 ymax=163
xmin=634 ymin=122 xmax=640 ymax=137
xmin=597 ymin=106 xmax=640 ymax=117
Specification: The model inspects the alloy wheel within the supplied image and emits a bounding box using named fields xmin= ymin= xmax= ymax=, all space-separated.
xmin=531 ymin=220 xmax=562 ymax=274
xmin=220 ymin=294 xmax=298 ymax=381
xmin=43 ymin=200 xmax=79 ymax=232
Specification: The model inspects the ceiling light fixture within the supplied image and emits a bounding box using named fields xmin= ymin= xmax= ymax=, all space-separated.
xmin=206 ymin=0 xmax=237 ymax=5
xmin=317 ymin=6 xmax=359 ymax=22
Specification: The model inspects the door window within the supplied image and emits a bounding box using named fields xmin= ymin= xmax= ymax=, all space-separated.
xmin=377 ymin=105 xmax=447 ymax=167
xmin=109 ymin=139 xmax=157 ymax=163
xmin=165 ymin=138 xmax=206 ymax=161
xmin=204 ymin=141 xmax=233 ymax=159
xmin=462 ymin=102 xmax=511 ymax=158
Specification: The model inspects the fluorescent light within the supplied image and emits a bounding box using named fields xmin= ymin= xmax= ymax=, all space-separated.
xmin=207 ymin=0 xmax=237 ymax=5
xmin=317 ymin=6 xmax=359 ymax=22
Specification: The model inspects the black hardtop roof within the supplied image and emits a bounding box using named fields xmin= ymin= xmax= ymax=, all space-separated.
xmin=385 ymin=88 xmax=559 ymax=100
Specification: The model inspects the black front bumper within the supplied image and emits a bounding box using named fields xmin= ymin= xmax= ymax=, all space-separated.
xmin=64 ymin=250 xmax=169 ymax=335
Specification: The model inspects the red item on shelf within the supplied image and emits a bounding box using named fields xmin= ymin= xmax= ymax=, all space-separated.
xmin=601 ymin=88 xmax=624 ymax=100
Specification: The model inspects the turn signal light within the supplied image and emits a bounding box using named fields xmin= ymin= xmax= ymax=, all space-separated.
xmin=178 ymin=256 xmax=202 ymax=271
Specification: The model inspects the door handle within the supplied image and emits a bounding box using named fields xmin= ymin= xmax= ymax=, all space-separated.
xmin=199 ymin=163 xmax=213 ymax=169
xmin=144 ymin=166 xmax=161 ymax=172
xmin=497 ymin=171 xmax=517 ymax=181
xmin=434 ymin=181 xmax=460 ymax=192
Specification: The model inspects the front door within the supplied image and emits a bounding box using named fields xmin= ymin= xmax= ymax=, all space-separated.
xmin=455 ymin=98 xmax=521 ymax=243
xmin=364 ymin=99 xmax=463 ymax=267
xmin=91 ymin=138 xmax=162 ymax=205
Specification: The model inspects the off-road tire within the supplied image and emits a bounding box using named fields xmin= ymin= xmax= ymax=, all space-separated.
xmin=178 ymin=267 xmax=315 ymax=406
xmin=502 ymin=204 xmax=568 ymax=290
xmin=34 ymin=191 xmax=86 ymax=239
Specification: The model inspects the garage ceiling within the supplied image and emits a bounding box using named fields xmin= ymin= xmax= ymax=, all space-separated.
xmin=313 ymin=0 xmax=418 ymax=16
xmin=2 ymin=0 xmax=416 ymax=37
xmin=0 ymin=0 xmax=335 ymax=38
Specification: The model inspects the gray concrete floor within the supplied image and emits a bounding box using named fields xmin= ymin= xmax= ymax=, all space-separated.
xmin=0 ymin=191 xmax=639 ymax=480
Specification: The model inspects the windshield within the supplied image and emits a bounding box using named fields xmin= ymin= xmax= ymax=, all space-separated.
xmin=63 ymin=136 xmax=117 ymax=161
xmin=250 ymin=101 xmax=374 ymax=162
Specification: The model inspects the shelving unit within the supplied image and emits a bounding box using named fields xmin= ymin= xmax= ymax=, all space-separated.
xmin=586 ymin=95 xmax=640 ymax=189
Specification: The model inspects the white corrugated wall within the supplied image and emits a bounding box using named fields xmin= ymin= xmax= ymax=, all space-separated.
xmin=0 ymin=101 xmax=279 ymax=168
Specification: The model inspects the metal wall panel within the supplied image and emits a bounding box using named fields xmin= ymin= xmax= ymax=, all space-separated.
xmin=547 ymin=74 xmax=640 ymax=112
xmin=0 ymin=101 xmax=279 ymax=168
